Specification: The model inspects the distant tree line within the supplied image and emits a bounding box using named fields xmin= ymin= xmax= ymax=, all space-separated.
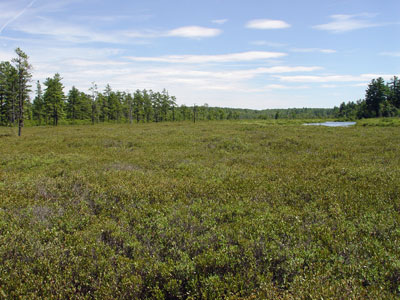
xmin=1 ymin=49 xmax=244 ymax=132
xmin=334 ymin=77 xmax=400 ymax=119
xmin=2 ymin=48 xmax=398 ymax=135
xmin=235 ymin=107 xmax=335 ymax=120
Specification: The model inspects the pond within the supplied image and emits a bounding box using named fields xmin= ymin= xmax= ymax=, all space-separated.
xmin=303 ymin=121 xmax=356 ymax=127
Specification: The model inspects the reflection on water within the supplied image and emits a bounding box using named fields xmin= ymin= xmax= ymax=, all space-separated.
xmin=303 ymin=122 xmax=356 ymax=127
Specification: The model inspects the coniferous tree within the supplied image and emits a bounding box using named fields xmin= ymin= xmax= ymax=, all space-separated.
xmin=152 ymin=91 xmax=162 ymax=122
xmin=12 ymin=48 xmax=32 ymax=136
xmin=0 ymin=62 xmax=14 ymax=125
xmin=78 ymin=92 xmax=92 ymax=120
xmin=160 ymin=89 xmax=170 ymax=121
xmin=142 ymin=89 xmax=153 ymax=122
xmin=66 ymin=86 xmax=80 ymax=120
xmin=0 ymin=61 xmax=18 ymax=126
xmin=43 ymin=73 xmax=65 ymax=126
xmin=89 ymin=82 xmax=98 ymax=125
xmin=388 ymin=76 xmax=400 ymax=108
xmin=133 ymin=89 xmax=144 ymax=123
xmin=32 ymin=81 xmax=45 ymax=125
xmin=123 ymin=92 xmax=133 ymax=124
xmin=365 ymin=77 xmax=388 ymax=117
xmin=170 ymin=96 xmax=177 ymax=121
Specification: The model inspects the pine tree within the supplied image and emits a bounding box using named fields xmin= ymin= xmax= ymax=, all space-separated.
xmin=32 ymin=81 xmax=45 ymax=125
xmin=365 ymin=77 xmax=389 ymax=117
xmin=43 ymin=73 xmax=65 ymax=126
xmin=12 ymin=48 xmax=32 ymax=136
xmin=133 ymin=89 xmax=144 ymax=123
xmin=0 ymin=61 xmax=18 ymax=126
xmin=66 ymin=86 xmax=80 ymax=120
xmin=388 ymin=76 xmax=400 ymax=109
xmin=89 ymin=82 xmax=98 ymax=124
xmin=142 ymin=89 xmax=153 ymax=122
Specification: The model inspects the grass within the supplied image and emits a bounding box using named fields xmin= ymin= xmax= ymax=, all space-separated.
xmin=0 ymin=120 xmax=399 ymax=299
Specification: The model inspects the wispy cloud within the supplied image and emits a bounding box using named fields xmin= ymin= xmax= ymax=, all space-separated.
xmin=18 ymin=43 xmax=321 ymax=96
xmin=250 ymin=41 xmax=287 ymax=47
xmin=212 ymin=19 xmax=228 ymax=25
xmin=313 ymin=14 xmax=381 ymax=33
xmin=142 ymin=66 xmax=321 ymax=82
xmin=276 ymin=73 xmax=396 ymax=83
xmin=11 ymin=18 xmax=123 ymax=43
xmin=0 ymin=49 xmax=14 ymax=61
xmin=246 ymin=19 xmax=291 ymax=29
xmin=126 ymin=51 xmax=287 ymax=64
xmin=321 ymin=84 xmax=338 ymax=88
xmin=0 ymin=0 xmax=37 ymax=34
xmin=291 ymin=48 xmax=337 ymax=54
xmin=11 ymin=17 xmax=222 ymax=42
xmin=263 ymin=84 xmax=309 ymax=90
xmin=380 ymin=51 xmax=400 ymax=57
xmin=102 ymin=65 xmax=320 ymax=93
xmin=65 ymin=58 xmax=129 ymax=67
xmin=166 ymin=26 xmax=222 ymax=38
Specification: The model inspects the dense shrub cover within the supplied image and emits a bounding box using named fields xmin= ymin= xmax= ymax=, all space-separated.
xmin=0 ymin=120 xmax=399 ymax=299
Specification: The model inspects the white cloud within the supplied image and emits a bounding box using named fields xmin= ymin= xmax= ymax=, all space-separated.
xmin=0 ymin=49 xmax=14 ymax=61
xmin=350 ymin=83 xmax=368 ymax=87
xmin=264 ymin=84 xmax=286 ymax=89
xmin=276 ymin=74 xmax=396 ymax=83
xmin=321 ymin=84 xmax=338 ymax=88
xmin=250 ymin=41 xmax=287 ymax=47
xmin=65 ymin=58 xmax=129 ymax=67
xmin=291 ymin=48 xmax=337 ymax=54
xmin=380 ymin=51 xmax=400 ymax=57
xmin=9 ymin=15 xmax=222 ymax=42
xmin=212 ymin=19 xmax=228 ymax=25
xmin=166 ymin=26 xmax=222 ymax=38
xmin=10 ymin=18 xmax=123 ymax=43
xmin=264 ymin=84 xmax=310 ymax=90
xmin=140 ymin=66 xmax=321 ymax=81
xmin=0 ymin=0 xmax=37 ymax=34
xmin=246 ymin=19 xmax=291 ymax=29
xmin=22 ymin=46 xmax=321 ymax=98
xmin=313 ymin=14 xmax=380 ymax=33
xmin=126 ymin=51 xmax=287 ymax=64
xmin=121 ymin=29 xmax=160 ymax=39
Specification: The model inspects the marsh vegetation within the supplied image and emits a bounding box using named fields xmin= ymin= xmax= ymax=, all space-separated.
xmin=0 ymin=120 xmax=399 ymax=299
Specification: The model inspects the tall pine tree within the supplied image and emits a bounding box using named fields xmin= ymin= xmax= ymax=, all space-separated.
xmin=43 ymin=73 xmax=65 ymax=126
xmin=12 ymin=48 xmax=32 ymax=136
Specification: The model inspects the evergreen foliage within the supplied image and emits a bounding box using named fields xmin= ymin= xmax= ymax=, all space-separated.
xmin=334 ymin=77 xmax=400 ymax=119
xmin=1 ymin=49 xmax=399 ymax=129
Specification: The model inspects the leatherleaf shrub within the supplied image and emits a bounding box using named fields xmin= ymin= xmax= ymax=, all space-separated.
xmin=0 ymin=120 xmax=399 ymax=299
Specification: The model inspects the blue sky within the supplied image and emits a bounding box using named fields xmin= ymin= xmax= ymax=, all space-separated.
xmin=0 ymin=0 xmax=399 ymax=109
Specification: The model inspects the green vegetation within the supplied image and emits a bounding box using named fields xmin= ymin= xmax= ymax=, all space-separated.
xmin=1 ymin=48 xmax=399 ymax=135
xmin=1 ymin=120 xmax=399 ymax=299
xmin=0 ymin=48 xmax=345 ymax=133
xmin=334 ymin=77 xmax=400 ymax=119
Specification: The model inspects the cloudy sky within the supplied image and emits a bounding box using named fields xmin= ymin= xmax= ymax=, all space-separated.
xmin=0 ymin=0 xmax=399 ymax=109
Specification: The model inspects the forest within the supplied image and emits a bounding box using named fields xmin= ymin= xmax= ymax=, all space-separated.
xmin=3 ymin=48 xmax=398 ymax=136
xmin=1 ymin=49 xmax=244 ymax=133
xmin=333 ymin=77 xmax=400 ymax=119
